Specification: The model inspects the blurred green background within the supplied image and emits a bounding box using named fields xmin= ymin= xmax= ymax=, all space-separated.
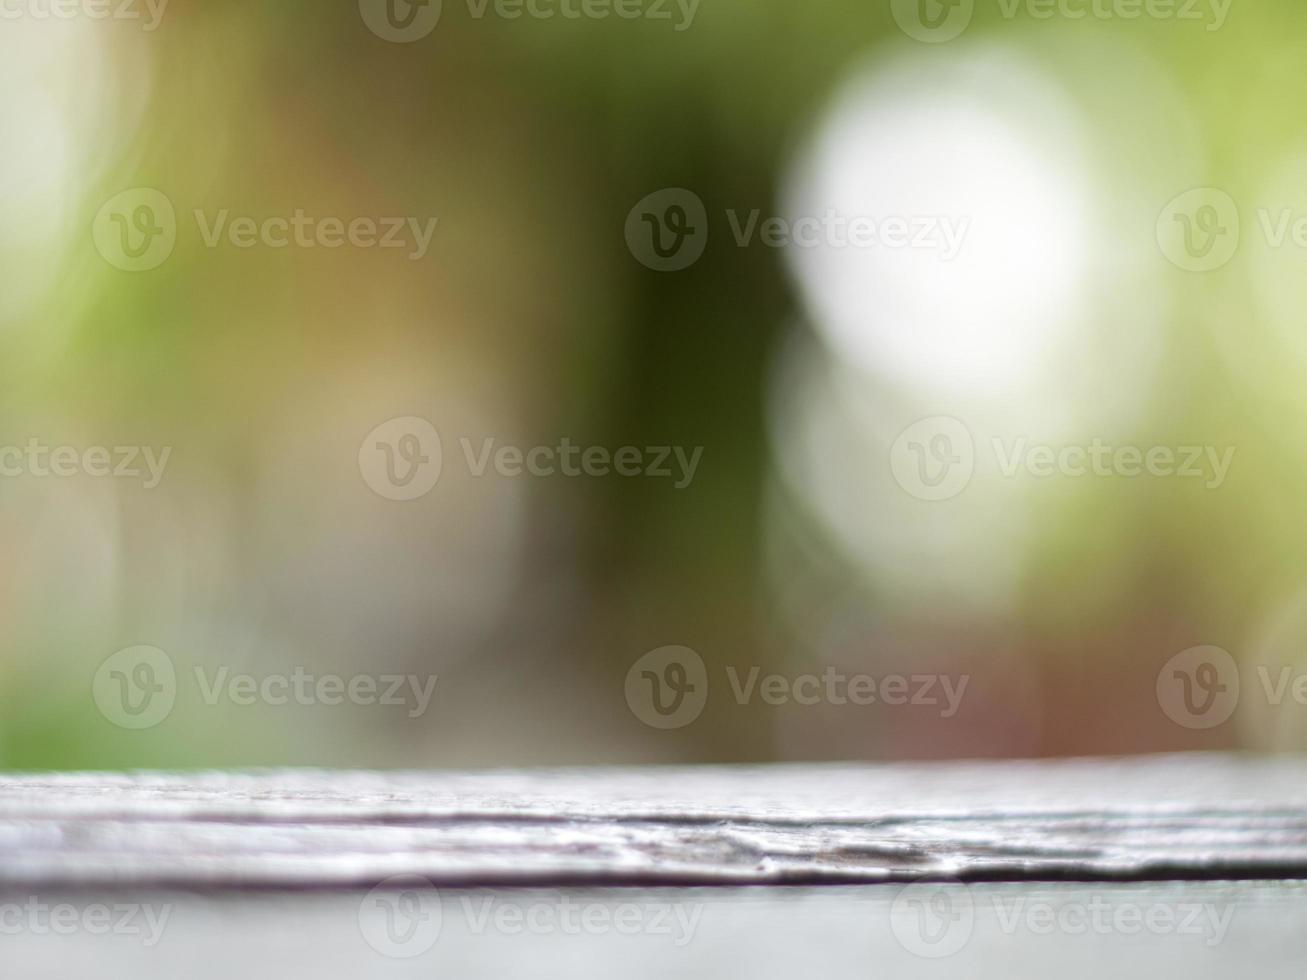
xmin=3 ymin=0 xmax=1307 ymax=769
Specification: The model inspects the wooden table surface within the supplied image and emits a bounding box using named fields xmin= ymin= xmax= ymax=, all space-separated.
xmin=2 ymin=753 xmax=1305 ymax=886
xmin=3 ymin=754 xmax=1305 ymax=976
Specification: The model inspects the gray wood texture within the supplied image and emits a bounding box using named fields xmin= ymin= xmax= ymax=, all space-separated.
xmin=2 ymin=753 xmax=1305 ymax=887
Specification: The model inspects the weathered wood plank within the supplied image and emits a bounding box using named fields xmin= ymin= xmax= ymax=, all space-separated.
xmin=2 ymin=754 xmax=1305 ymax=887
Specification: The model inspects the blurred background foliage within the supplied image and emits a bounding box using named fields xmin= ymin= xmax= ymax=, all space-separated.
xmin=4 ymin=0 xmax=1307 ymax=769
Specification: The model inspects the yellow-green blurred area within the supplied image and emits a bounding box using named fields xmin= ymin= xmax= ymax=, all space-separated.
xmin=4 ymin=0 xmax=1307 ymax=770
